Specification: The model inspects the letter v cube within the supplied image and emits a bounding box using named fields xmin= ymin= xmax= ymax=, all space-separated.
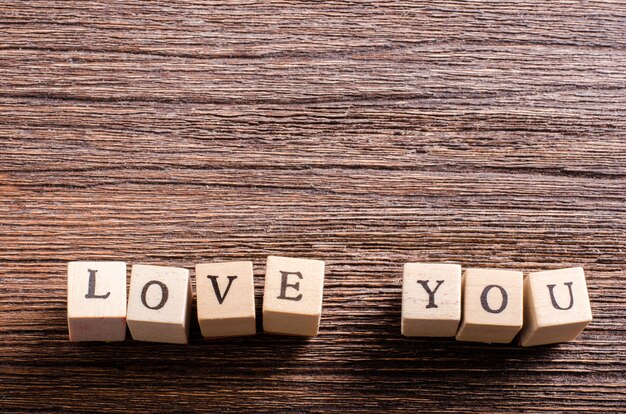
xmin=67 ymin=261 xmax=127 ymax=342
xmin=402 ymin=263 xmax=462 ymax=337
xmin=520 ymin=267 xmax=592 ymax=347
xmin=127 ymin=264 xmax=192 ymax=344
xmin=195 ymin=261 xmax=256 ymax=338
xmin=263 ymin=256 xmax=325 ymax=336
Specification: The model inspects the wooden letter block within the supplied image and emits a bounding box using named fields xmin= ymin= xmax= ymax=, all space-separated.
xmin=402 ymin=263 xmax=461 ymax=337
xmin=195 ymin=261 xmax=256 ymax=338
xmin=127 ymin=264 xmax=192 ymax=344
xmin=262 ymin=256 xmax=325 ymax=336
xmin=456 ymin=268 xmax=523 ymax=344
xmin=67 ymin=261 xmax=127 ymax=342
xmin=520 ymin=267 xmax=592 ymax=347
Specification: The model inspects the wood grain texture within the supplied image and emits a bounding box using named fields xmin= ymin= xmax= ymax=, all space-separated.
xmin=0 ymin=1 xmax=625 ymax=412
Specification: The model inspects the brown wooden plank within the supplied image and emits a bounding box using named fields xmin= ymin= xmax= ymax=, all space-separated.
xmin=0 ymin=1 xmax=625 ymax=412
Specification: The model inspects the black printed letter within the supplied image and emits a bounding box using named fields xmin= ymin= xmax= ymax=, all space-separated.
xmin=277 ymin=271 xmax=303 ymax=301
xmin=84 ymin=269 xmax=111 ymax=299
xmin=207 ymin=275 xmax=238 ymax=305
xmin=141 ymin=280 xmax=168 ymax=310
xmin=480 ymin=284 xmax=508 ymax=314
xmin=416 ymin=280 xmax=445 ymax=309
xmin=547 ymin=282 xmax=574 ymax=310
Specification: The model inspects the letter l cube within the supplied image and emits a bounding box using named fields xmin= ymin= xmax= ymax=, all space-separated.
xmin=67 ymin=261 xmax=127 ymax=342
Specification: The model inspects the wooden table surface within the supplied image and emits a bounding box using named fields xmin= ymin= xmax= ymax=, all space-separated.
xmin=1 ymin=1 xmax=625 ymax=412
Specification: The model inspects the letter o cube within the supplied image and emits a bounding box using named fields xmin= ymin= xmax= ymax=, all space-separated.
xmin=456 ymin=268 xmax=523 ymax=344
xmin=520 ymin=267 xmax=592 ymax=347
xmin=127 ymin=264 xmax=192 ymax=344
xmin=262 ymin=256 xmax=325 ymax=336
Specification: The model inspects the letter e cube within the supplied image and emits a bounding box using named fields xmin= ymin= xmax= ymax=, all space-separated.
xmin=262 ymin=256 xmax=325 ymax=336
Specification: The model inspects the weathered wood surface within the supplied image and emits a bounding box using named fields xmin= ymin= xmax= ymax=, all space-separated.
xmin=0 ymin=1 xmax=625 ymax=412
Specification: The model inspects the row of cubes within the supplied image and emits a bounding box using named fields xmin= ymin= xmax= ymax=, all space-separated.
xmin=402 ymin=264 xmax=592 ymax=346
xmin=67 ymin=258 xmax=592 ymax=347
xmin=68 ymin=256 xmax=324 ymax=343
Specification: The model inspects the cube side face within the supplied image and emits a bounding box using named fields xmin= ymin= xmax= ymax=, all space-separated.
xmin=520 ymin=275 xmax=539 ymax=343
xmin=68 ymin=317 xmax=126 ymax=342
xmin=263 ymin=256 xmax=325 ymax=317
xmin=199 ymin=317 xmax=256 ymax=338
xmin=520 ymin=267 xmax=592 ymax=347
xmin=127 ymin=264 xmax=191 ymax=343
xmin=263 ymin=310 xmax=320 ymax=336
xmin=127 ymin=320 xmax=188 ymax=344
xmin=196 ymin=261 xmax=256 ymax=323
xmin=401 ymin=263 xmax=461 ymax=337
xmin=67 ymin=261 xmax=127 ymax=319
xmin=402 ymin=318 xmax=460 ymax=337
xmin=456 ymin=321 xmax=523 ymax=344
xmin=184 ymin=275 xmax=193 ymax=340
xmin=520 ymin=321 xmax=590 ymax=347
xmin=456 ymin=268 xmax=523 ymax=343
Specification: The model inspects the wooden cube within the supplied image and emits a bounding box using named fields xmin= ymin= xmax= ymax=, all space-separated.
xmin=127 ymin=264 xmax=192 ymax=344
xmin=456 ymin=268 xmax=523 ymax=344
xmin=402 ymin=263 xmax=462 ymax=337
xmin=262 ymin=256 xmax=325 ymax=336
xmin=520 ymin=267 xmax=592 ymax=347
xmin=67 ymin=261 xmax=127 ymax=342
xmin=195 ymin=261 xmax=256 ymax=338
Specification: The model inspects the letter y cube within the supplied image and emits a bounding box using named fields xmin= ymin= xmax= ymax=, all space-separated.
xmin=402 ymin=263 xmax=462 ymax=337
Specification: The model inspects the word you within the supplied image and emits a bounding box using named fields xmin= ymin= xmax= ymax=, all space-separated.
xmin=67 ymin=257 xmax=592 ymax=347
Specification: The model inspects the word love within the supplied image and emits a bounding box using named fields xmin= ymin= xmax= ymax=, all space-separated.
xmin=68 ymin=256 xmax=324 ymax=344
xmin=67 ymin=258 xmax=592 ymax=347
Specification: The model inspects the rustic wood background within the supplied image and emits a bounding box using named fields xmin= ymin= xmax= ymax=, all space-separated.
xmin=1 ymin=1 xmax=625 ymax=412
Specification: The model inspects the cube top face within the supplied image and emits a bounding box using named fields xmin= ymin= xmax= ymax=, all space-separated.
xmin=402 ymin=263 xmax=461 ymax=322
xmin=127 ymin=264 xmax=191 ymax=325
xmin=195 ymin=261 xmax=255 ymax=320
xmin=462 ymin=268 xmax=523 ymax=328
xmin=527 ymin=267 xmax=592 ymax=328
xmin=67 ymin=261 xmax=127 ymax=319
xmin=263 ymin=256 xmax=325 ymax=317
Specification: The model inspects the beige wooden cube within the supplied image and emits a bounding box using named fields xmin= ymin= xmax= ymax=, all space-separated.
xmin=67 ymin=261 xmax=127 ymax=342
xmin=127 ymin=264 xmax=192 ymax=344
xmin=402 ymin=263 xmax=462 ymax=337
xmin=195 ymin=261 xmax=256 ymax=338
xmin=520 ymin=267 xmax=592 ymax=347
xmin=263 ymin=256 xmax=325 ymax=336
xmin=456 ymin=268 xmax=523 ymax=344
